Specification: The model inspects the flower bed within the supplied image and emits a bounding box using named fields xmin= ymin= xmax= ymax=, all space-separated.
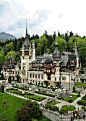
xmin=62 ymin=105 xmax=76 ymax=111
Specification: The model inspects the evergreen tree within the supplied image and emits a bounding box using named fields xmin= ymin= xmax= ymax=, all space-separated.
xmin=1 ymin=85 xmax=4 ymax=93
xmin=8 ymin=76 xmax=11 ymax=83
xmin=58 ymin=30 xmax=60 ymax=36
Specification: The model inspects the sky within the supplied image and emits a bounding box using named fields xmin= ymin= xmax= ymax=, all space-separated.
xmin=0 ymin=0 xmax=86 ymax=38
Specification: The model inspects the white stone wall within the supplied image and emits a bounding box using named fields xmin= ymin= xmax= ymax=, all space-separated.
xmin=40 ymin=107 xmax=71 ymax=121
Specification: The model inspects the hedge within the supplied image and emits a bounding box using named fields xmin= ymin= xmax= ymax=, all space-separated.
xmin=13 ymin=86 xmax=28 ymax=90
xmin=77 ymin=100 xmax=86 ymax=106
xmin=35 ymin=91 xmax=56 ymax=97
xmin=45 ymin=103 xmax=59 ymax=111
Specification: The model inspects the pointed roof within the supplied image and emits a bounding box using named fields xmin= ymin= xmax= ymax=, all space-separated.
xmin=55 ymin=33 xmax=58 ymax=46
xmin=75 ymin=42 xmax=79 ymax=56
xmin=25 ymin=18 xmax=28 ymax=37
xmin=24 ymin=19 xmax=30 ymax=50
xmin=53 ymin=32 xmax=60 ymax=57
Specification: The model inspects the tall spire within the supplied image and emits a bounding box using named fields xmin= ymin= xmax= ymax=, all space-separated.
xmin=25 ymin=18 xmax=28 ymax=37
xmin=53 ymin=32 xmax=60 ymax=57
xmin=55 ymin=32 xmax=58 ymax=46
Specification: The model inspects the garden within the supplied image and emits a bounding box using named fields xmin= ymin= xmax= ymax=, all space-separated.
xmin=13 ymin=85 xmax=28 ymax=90
xmin=77 ymin=94 xmax=86 ymax=107
xmin=35 ymin=90 xmax=56 ymax=97
xmin=58 ymin=94 xmax=78 ymax=102
xmin=62 ymin=105 xmax=76 ymax=111
xmin=75 ymin=83 xmax=86 ymax=87
xmin=7 ymin=88 xmax=46 ymax=101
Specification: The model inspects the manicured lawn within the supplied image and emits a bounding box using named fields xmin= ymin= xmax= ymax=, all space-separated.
xmin=0 ymin=93 xmax=50 ymax=121
xmin=64 ymin=94 xmax=78 ymax=102
xmin=0 ymin=93 xmax=26 ymax=121
xmin=49 ymin=100 xmax=60 ymax=105
xmin=75 ymin=83 xmax=86 ymax=87
xmin=24 ymin=95 xmax=46 ymax=101
xmin=8 ymin=89 xmax=46 ymax=101
xmin=8 ymin=89 xmax=22 ymax=94
xmin=62 ymin=105 xmax=76 ymax=111
xmin=72 ymin=91 xmax=80 ymax=94
xmin=35 ymin=91 xmax=56 ymax=97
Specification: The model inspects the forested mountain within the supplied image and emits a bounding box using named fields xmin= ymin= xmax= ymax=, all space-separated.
xmin=0 ymin=31 xmax=86 ymax=69
xmin=0 ymin=32 xmax=16 ymax=42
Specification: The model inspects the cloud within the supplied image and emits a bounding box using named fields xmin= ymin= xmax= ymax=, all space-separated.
xmin=58 ymin=13 xmax=63 ymax=17
xmin=0 ymin=0 xmax=86 ymax=38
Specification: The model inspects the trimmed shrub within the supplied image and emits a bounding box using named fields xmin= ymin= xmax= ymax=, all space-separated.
xmin=82 ymin=106 xmax=85 ymax=110
xmin=68 ymin=99 xmax=73 ymax=103
xmin=52 ymin=88 xmax=55 ymax=91
xmin=44 ymin=81 xmax=48 ymax=87
xmin=25 ymin=92 xmax=34 ymax=95
xmin=59 ymin=108 xmax=68 ymax=114
xmin=58 ymin=97 xmax=61 ymax=100
xmin=51 ymin=106 xmax=59 ymax=111
xmin=77 ymin=100 xmax=86 ymax=106
xmin=45 ymin=103 xmax=51 ymax=109
xmin=1 ymin=85 xmax=4 ymax=93
xmin=82 ymin=96 xmax=86 ymax=100
xmin=77 ymin=92 xmax=80 ymax=97
xmin=50 ymin=85 xmax=53 ymax=88
xmin=73 ymin=86 xmax=75 ymax=92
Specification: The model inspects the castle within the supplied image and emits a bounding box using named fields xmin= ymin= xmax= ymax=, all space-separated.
xmin=1 ymin=25 xmax=81 ymax=90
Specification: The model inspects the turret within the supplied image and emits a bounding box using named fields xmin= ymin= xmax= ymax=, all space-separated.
xmin=53 ymin=32 xmax=60 ymax=58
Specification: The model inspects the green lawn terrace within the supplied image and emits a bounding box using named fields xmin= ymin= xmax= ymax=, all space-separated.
xmin=62 ymin=105 xmax=76 ymax=111
xmin=75 ymin=83 xmax=86 ymax=87
xmin=0 ymin=92 xmax=51 ymax=121
xmin=58 ymin=94 xmax=78 ymax=102
xmin=6 ymin=88 xmax=46 ymax=101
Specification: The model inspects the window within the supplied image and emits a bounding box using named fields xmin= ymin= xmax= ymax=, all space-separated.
xmin=35 ymin=75 xmax=37 ymax=78
xmin=33 ymin=74 xmax=34 ymax=78
xmin=62 ymin=77 xmax=66 ymax=80
xmin=30 ymin=74 xmax=31 ymax=78
xmin=52 ymin=68 xmax=55 ymax=73
xmin=47 ymin=69 xmax=50 ymax=72
xmin=55 ymin=77 xmax=56 ymax=81
xmin=38 ymin=75 xmax=40 ymax=78
xmin=23 ymin=57 xmax=24 ymax=59
xmin=42 ymin=75 xmax=43 ymax=79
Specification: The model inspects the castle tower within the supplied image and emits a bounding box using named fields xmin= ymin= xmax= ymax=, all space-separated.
xmin=53 ymin=32 xmax=60 ymax=58
xmin=53 ymin=33 xmax=61 ymax=82
xmin=20 ymin=20 xmax=32 ymax=83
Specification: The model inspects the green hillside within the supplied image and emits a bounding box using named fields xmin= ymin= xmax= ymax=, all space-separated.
xmin=0 ymin=31 xmax=86 ymax=69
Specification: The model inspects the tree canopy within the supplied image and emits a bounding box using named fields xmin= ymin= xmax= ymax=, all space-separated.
xmin=15 ymin=100 xmax=42 ymax=121
xmin=0 ymin=31 xmax=86 ymax=68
